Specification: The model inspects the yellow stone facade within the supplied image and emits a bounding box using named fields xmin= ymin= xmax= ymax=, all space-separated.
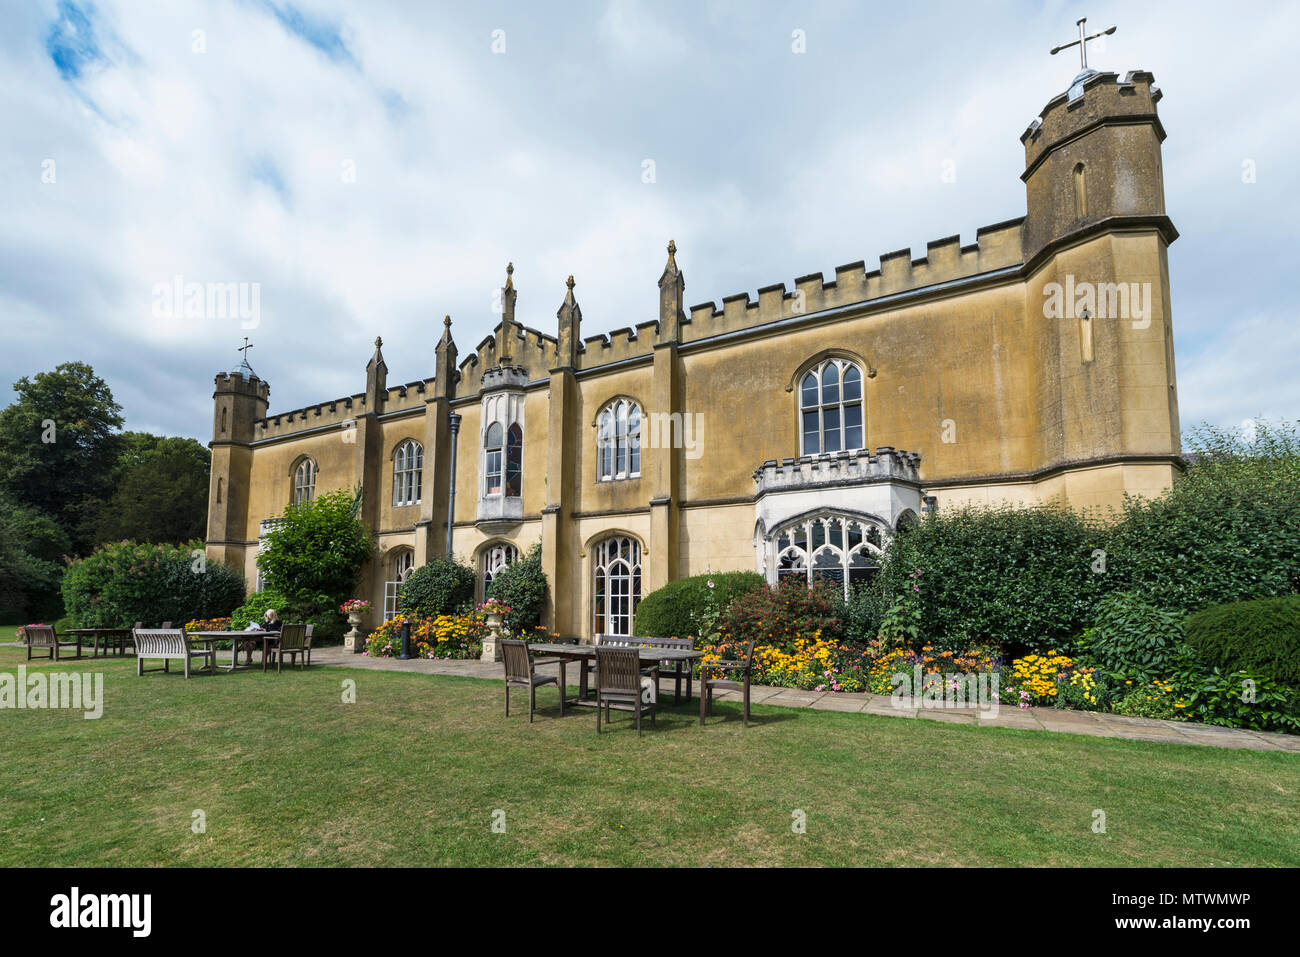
xmin=206 ymin=70 xmax=1182 ymax=640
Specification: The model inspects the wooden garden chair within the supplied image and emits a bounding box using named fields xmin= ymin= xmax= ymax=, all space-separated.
xmin=595 ymin=645 xmax=657 ymax=736
xmin=699 ymin=641 xmax=756 ymax=727
xmin=23 ymin=625 xmax=81 ymax=661
xmin=502 ymin=638 xmax=565 ymax=722
xmin=267 ymin=623 xmax=308 ymax=673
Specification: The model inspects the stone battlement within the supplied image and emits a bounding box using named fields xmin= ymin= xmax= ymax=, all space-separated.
xmin=753 ymin=447 xmax=923 ymax=497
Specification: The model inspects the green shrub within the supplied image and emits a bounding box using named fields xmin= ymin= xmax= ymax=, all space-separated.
xmin=485 ymin=543 xmax=548 ymax=634
xmin=1084 ymin=591 xmax=1191 ymax=679
xmin=872 ymin=503 xmax=1105 ymax=654
xmin=633 ymin=570 xmax=764 ymax=640
xmin=1185 ymin=595 xmax=1300 ymax=686
xmin=257 ymin=488 xmax=373 ymax=611
xmin=230 ymin=588 xmax=291 ymax=629
xmin=716 ymin=578 xmax=843 ymax=652
xmin=1174 ymin=666 xmax=1300 ymax=732
xmin=61 ymin=540 xmax=245 ymax=628
xmin=1104 ymin=420 xmax=1300 ymax=615
xmin=399 ymin=555 xmax=474 ymax=617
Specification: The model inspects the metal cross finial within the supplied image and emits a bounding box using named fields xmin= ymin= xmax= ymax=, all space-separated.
xmin=1050 ymin=16 xmax=1116 ymax=72
xmin=238 ymin=337 xmax=253 ymax=358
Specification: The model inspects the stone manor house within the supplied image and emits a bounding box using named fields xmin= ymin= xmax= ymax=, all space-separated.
xmin=205 ymin=67 xmax=1182 ymax=639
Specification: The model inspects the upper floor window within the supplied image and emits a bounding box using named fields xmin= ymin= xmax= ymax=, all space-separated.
xmin=484 ymin=423 xmax=522 ymax=497
xmin=292 ymin=458 xmax=316 ymax=504
xmin=597 ymin=399 xmax=641 ymax=481
xmin=800 ymin=359 xmax=864 ymax=455
xmin=505 ymin=424 xmax=522 ymax=497
xmin=485 ymin=422 xmax=504 ymax=495
xmin=393 ymin=439 xmax=423 ymax=506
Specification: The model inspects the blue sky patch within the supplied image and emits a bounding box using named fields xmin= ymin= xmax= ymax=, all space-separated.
xmin=261 ymin=1 xmax=357 ymax=67
xmin=46 ymin=0 xmax=105 ymax=81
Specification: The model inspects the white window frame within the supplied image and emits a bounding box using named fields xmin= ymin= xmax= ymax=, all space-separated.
xmin=596 ymin=399 xmax=642 ymax=482
xmin=799 ymin=359 xmax=865 ymax=456
xmin=292 ymin=458 xmax=316 ymax=504
xmin=482 ymin=543 xmax=519 ymax=597
xmin=593 ymin=536 xmax=642 ymax=636
xmin=770 ymin=513 xmax=884 ymax=600
xmin=393 ymin=439 xmax=423 ymax=507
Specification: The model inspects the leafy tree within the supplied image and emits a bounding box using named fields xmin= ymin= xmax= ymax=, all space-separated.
xmin=256 ymin=488 xmax=374 ymax=617
xmin=399 ymin=555 xmax=475 ymax=617
xmin=86 ymin=435 xmax=211 ymax=545
xmin=0 ymin=362 xmax=123 ymax=552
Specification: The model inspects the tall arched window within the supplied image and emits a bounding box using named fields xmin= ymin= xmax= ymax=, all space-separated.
xmin=800 ymin=359 xmax=864 ymax=455
xmin=505 ymin=424 xmax=522 ymax=497
xmin=593 ymin=536 xmax=642 ymax=636
xmin=772 ymin=513 xmax=883 ymax=599
xmin=393 ymin=439 xmax=423 ymax=506
xmin=484 ymin=422 xmax=504 ymax=495
xmin=292 ymin=458 xmax=316 ymax=504
xmin=482 ymin=542 xmax=519 ymax=595
xmin=597 ymin=399 xmax=641 ymax=481
xmin=383 ymin=548 xmax=416 ymax=621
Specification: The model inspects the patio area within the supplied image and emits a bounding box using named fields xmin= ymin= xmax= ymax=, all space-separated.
xmin=307 ymin=646 xmax=1300 ymax=752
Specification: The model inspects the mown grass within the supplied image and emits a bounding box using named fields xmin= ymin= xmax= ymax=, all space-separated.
xmin=2 ymin=645 xmax=1298 ymax=866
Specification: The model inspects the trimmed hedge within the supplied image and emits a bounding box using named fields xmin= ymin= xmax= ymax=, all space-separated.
xmin=1084 ymin=590 xmax=1191 ymax=679
xmin=1186 ymin=595 xmax=1300 ymax=686
xmin=61 ymin=540 xmax=245 ymax=628
xmin=633 ymin=571 xmax=765 ymax=639
xmin=398 ymin=556 xmax=475 ymax=617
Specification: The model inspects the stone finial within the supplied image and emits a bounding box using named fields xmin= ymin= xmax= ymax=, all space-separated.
xmin=505 ymin=262 xmax=514 ymax=289
xmin=375 ymin=336 xmax=383 ymax=349
xmin=566 ymin=274 xmax=575 ymax=292
xmin=444 ymin=315 xmax=452 ymax=329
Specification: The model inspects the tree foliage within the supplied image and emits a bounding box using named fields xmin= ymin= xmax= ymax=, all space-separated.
xmin=485 ymin=543 xmax=549 ymax=633
xmin=85 ymin=434 xmax=211 ymax=545
xmin=255 ymin=488 xmax=374 ymax=615
xmin=399 ymin=555 xmax=475 ymax=618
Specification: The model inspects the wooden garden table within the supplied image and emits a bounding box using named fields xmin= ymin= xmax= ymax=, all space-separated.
xmin=526 ymin=642 xmax=704 ymax=707
xmin=188 ymin=630 xmax=279 ymax=672
xmin=65 ymin=628 xmax=133 ymax=659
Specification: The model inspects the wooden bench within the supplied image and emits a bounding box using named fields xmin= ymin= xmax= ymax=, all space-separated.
xmin=597 ymin=635 xmax=695 ymax=702
xmin=133 ymin=628 xmax=215 ymax=678
xmin=22 ymin=625 xmax=81 ymax=661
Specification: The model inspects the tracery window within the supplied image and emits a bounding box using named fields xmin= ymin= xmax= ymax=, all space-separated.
xmin=393 ymin=439 xmax=423 ymax=506
xmin=292 ymin=458 xmax=316 ymax=504
xmin=596 ymin=399 xmax=641 ymax=481
xmin=593 ymin=536 xmax=642 ymax=636
xmin=482 ymin=543 xmax=519 ymax=594
xmin=772 ymin=513 xmax=883 ymax=599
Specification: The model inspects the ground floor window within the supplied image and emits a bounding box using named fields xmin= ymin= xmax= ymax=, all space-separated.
xmin=482 ymin=543 xmax=518 ymax=597
xmin=772 ymin=513 xmax=883 ymax=599
xmin=383 ymin=549 xmax=416 ymax=621
xmin=593 ymin=536 xmax=641 ymax=637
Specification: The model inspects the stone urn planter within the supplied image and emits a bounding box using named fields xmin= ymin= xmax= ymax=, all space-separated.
xmin=341 ymin=605 xmax=369 ymax=653
xmin=481 ymin=611 xmax=504 ymax=662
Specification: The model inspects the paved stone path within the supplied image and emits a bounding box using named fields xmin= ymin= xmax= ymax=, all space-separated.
xmin=311 ymin=647 xmax=1300 ymax=753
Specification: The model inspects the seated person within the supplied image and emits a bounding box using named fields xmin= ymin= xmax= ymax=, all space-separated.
xmin=243 ymin=608 xmax=281 ymax=665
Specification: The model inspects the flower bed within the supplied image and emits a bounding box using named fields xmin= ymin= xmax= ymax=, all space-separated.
xmin=364 ymin=612 xmax=485 ymax=659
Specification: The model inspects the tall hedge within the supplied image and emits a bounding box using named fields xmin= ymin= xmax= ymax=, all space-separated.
xmin=61 ymin=540 xmax=245 ymax=628
xmin=873 ymin=503 xmax=1106 ymax=653
xmin=633 ymin=570 xmax=765 ymax=639
xmin=1186 ymin=595 xmax=1300 ymax=686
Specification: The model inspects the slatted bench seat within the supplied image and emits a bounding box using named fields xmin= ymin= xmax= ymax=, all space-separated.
xmin=133 ymin=628 xmax=215 ymax=678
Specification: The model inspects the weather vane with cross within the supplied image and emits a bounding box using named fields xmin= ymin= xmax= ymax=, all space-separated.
xmin=1051 ymin=16 xmax=1116 ymax=95
xmin=235 ymin=336 xmax=256 ymax=378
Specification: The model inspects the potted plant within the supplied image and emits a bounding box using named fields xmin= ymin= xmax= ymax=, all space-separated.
xmin=340 ymin=599 xmax=371 ymax=653
xmin=477 ymin=598 xmax=512 ymax=662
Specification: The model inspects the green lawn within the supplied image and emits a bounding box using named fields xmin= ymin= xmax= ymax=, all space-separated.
xmin=2 ymin=645 xmax=1298 ymax=867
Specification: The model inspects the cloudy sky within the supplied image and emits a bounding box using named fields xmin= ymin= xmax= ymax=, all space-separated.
xmin=3 ymin=0 xmax=1297 ymax=443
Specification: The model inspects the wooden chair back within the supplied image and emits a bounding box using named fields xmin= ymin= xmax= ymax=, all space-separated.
xmin=502 ymin=639 xmax=532 ymax=682
xmin=23 ymin=625 xmax=56 ymax=648
xmin=133 ymin=629 xmax=187 ymax=657
xmin=277 ymin=623 xmax=307 ymax=652
xmin=595 ymin=646 xmax=642 ymax=694
xmin=598 ymin=635 xmax=691 ymax=652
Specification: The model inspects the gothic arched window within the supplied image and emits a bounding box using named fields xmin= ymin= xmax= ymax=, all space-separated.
xmin=771 ymin=513 xmax=884 ymax=599
xmin=799 ymin=359 xmax=864 ymax=455
xmin=593 ymin=536 xmax=642 ymax=636
xmin=482 ymin=542 xmax=519 ymax=595
xmin=292 ymin=458 xmax=316 ymax=505
xmin=505 ymin=424 xmax=522 ymax=497
xmin=597 ymin=399 xmax=641 ymax=481
xmin=393 ymin=439 xmax=423 ymax=507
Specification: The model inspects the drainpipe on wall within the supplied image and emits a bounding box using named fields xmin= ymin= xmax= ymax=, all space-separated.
xmin=446 ymin=412 xmax=462 ymax=557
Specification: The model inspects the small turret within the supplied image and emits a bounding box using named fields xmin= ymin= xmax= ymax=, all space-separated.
xmin=555 ymin=274 xmax=582 ymax=369
xmin=365 ymin=336 xmax=387 ymax=411
xmin=657 ymin=239 xmax=685 ymax=343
